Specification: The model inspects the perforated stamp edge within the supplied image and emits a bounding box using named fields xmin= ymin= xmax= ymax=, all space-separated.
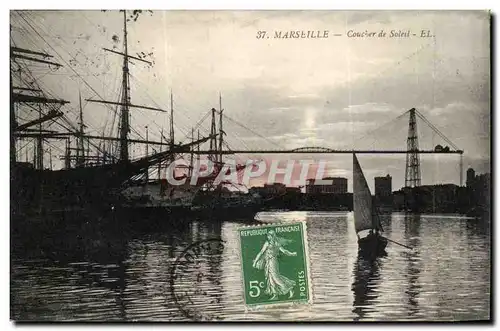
xmin=235 ymin=220 xmax=314 ymax=312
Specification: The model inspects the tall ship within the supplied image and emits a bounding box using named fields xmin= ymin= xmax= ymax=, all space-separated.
xmin=10 ymin=10 xmax=211 ymax=218
xmin=188 ymin=104 xmax=265 ymax=220
xmin=121 ymin=99 xmax=261 ymax=219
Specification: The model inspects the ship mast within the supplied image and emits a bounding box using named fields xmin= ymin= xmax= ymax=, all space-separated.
xmin=197 ymin=130 xmax=200 ymax=160
xmin=78 ymin=11 xmax=215 ymax=170
xmin=145 ymin=125 xmax=149 ymax=181
xmin=10 ymin=14 xmax=68 ymax=172
xmin=65 ymin=138 xmax=71 ymax=168
xmin=76 ymin=91 xmax=85 ymax=167
xmin=170 ymin=90 xmax=174 ymax=148
xmin=169 ymin=90 xmax=175 ymax=163
xmin=189 ymin=127 xmax=194 ymax=177
xmin=218 ymin=93 xmax=224 ymax=164
xmin=10 ymin=26 xmax=16 ymax=165
xmin=10 ymin=42 xmax=67 ymax=168
xmin=85 ymin=10 xmax=166 ymax=163
xmin=158 ymin=128 xmax=163 ymax=181
xmin=119 ymin=9 xmax=131 ymax=162
xmin=209 ymin=107 xmax=217 ymax=164
xmin=36 ymin=103 xmax=43 ymax=169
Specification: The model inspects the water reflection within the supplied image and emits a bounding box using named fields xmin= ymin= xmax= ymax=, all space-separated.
xmin=404 ymin=214 xmax=422 ymax=317
xmin=351 ymin=253 xmax=383 ymax=321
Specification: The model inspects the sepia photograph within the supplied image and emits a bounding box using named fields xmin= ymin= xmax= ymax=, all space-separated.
xmin=9 ymin=9 xmax=491 ymax=322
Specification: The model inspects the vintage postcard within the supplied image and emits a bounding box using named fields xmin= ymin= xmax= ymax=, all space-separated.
xmin=10 ymin=10 xmax=491 ymax=322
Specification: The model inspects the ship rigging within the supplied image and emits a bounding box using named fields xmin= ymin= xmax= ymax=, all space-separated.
xmin=10 ymin=10 xmax=213 ymax=215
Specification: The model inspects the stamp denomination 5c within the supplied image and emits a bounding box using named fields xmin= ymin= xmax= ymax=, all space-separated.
xmin=238 ymin=221 xmax=312 ymax=307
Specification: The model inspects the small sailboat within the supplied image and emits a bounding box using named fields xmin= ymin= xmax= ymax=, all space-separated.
xmin=353 ymin=153 xmax=388 ymax=257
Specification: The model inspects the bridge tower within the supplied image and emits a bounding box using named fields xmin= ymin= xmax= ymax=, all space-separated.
xmin=405 ymin=108 xmax=421 ymax=187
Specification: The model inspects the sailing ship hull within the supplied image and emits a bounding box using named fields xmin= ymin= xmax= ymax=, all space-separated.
xmin=121 ymin=181 xmax=199 ymax=206
xmin=11 ymin=161 xmax=145 ymax=217
xmin=118 ymin=180 xmax=200 ymax=221
xmin=190 ymin=191 xmax=263 ymax=221
xmin=189 ymin=204 xmax=260 ymax=221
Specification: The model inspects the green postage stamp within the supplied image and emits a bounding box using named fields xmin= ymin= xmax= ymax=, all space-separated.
xmin=238 ymin=221 xmax=312 ymax=307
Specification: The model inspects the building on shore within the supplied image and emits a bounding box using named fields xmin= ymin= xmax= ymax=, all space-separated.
xmin=465 ymin=167 xmax=491 ymax=217
xmin=375 ymin=174 xmax=392 ymax=197
xmin=466 ymin=168 xmax=476 ymax=188
xmin=393 ymin=183 xmax=469 ymax=213
xmin=305 ymin=177 xmax=348 ymax=194
xmin=249 ymin=183 xmax=287 ymax=197
xmin=374 ymin=174 xmax=393 ymax=207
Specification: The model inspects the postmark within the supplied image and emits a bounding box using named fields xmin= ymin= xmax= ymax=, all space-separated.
xmin=168 ymin=238 xmax=225 ymax=321
xmin=237 ymin=221 xmax=312 ymax=307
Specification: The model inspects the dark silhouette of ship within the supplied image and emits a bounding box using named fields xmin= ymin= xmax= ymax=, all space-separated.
xmin=10 ymin=11 xmax=212 ymax=218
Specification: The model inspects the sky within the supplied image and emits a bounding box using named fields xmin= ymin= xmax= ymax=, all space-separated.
xmin=10 ymin=10 xmax=490 ymax=192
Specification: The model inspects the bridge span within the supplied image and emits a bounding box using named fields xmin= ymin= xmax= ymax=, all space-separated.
xmin=190 ymin=148 xmax=463 ymax=155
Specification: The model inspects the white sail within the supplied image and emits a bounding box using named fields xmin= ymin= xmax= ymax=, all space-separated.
xmin=353 ymin=154 xmax=375 ymax=233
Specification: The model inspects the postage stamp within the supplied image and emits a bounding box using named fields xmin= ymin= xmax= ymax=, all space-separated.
xmin=237 ymin=221 xmax=312 ymax=307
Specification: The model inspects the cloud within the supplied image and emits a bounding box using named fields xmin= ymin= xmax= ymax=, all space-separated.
xmin=287 ymin=94 xmax=321 ymax=100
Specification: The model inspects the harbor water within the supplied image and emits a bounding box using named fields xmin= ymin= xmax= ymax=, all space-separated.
xmin=10 ymin=211 xmax=490 ymax=321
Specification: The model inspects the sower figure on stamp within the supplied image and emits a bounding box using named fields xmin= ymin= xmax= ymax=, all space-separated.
xmin=252 ymin=230 xmax=297 ymax=300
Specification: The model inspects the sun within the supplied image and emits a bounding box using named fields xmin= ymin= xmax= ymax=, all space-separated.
xmin=304 ymin=107 xmax=316 ymax=129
